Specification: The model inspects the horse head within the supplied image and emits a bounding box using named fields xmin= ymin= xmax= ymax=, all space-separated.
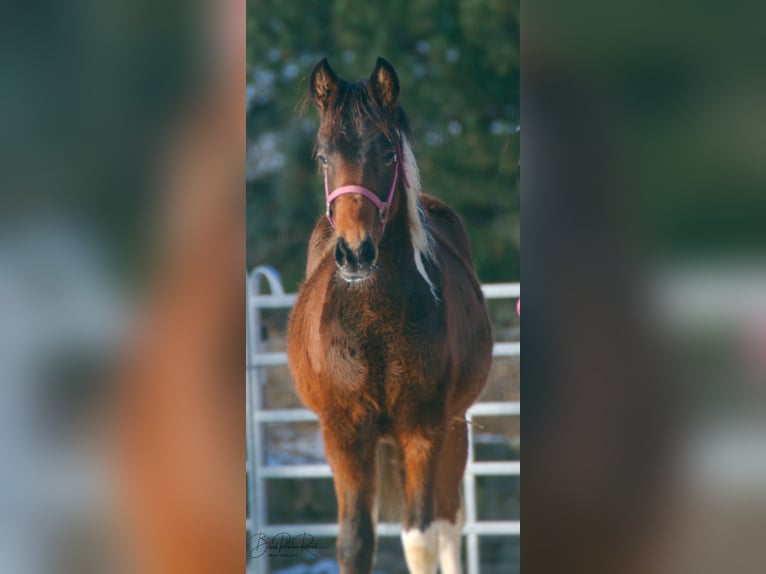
xmin=309 ymin=57 xmax=409 ymax=282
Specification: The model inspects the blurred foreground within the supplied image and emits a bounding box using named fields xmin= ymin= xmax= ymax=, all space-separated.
xmin=0 ymin=1 xmax=245 ymax=572
xmin=523 ymin=1 xmax=766 ymax=572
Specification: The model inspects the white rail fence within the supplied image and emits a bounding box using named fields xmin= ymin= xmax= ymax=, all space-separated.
xmin=247 ymin=266 xmax=520 ymax=574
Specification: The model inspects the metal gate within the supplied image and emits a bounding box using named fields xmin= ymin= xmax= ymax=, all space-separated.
xmin=247 ymin=266 xmax=520 ymax=573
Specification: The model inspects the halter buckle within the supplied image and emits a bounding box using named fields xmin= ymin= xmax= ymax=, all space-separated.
xmin=379 ymin=203 xmax=388 ymax=223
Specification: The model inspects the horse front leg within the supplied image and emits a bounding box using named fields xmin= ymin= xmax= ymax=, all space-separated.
xmin=321 ymin=421 xmax=378 ymax=574
xmin=434 ymin=420 xmax=469 ymax=574
xmin=398 ymin=423 xmax=444 ymax=574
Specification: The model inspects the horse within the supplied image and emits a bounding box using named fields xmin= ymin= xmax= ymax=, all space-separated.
xmin=287 ymin=57 xmax=493 ymax=574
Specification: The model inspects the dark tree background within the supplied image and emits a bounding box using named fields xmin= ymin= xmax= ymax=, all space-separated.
xmin=247 ymin=0 xmax=519 ymax=291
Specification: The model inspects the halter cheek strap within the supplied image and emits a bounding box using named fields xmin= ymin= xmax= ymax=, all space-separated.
xmin=324 ymin=141 xmax=407 ymax=235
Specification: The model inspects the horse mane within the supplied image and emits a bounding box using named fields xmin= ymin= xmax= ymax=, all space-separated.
xmin=400 ymin=133 xmax=438 ymax=301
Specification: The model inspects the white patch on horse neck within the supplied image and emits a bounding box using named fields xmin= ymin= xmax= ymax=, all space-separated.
xmin=400 ymin=134 xmax=439 ymax=302
xmin=436 ymin=507 xmax=465 ymax=574
xmin=401 ymin=524 xmax=438 ymax=574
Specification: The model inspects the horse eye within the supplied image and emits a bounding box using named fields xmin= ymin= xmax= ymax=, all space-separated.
xmin=318 ymin=155 xmax=329 ymax=166
xmin=384 ymin=152 xmax=397 ymax=165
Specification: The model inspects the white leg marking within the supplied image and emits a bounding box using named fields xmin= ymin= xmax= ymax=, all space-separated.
xmin=401 ymin=524 xmax=438 ymax=574
xmin=436 ymin=507 xmax=465 ymax=574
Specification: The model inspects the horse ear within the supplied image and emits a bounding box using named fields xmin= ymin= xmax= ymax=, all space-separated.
xmin=309 ymin=58 xmax=339 ymax=110
xmin=369 ymin=57 xmax=399 ymax=108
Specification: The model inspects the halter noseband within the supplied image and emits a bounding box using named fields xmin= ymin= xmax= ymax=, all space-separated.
xmin=324 ymin=141 xmax=408 ymax=235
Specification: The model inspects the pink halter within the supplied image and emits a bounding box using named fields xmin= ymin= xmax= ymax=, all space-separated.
xmin=324 ymin=141 xmax=408 ymax=235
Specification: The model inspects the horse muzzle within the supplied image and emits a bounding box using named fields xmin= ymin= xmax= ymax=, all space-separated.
xmin=334 ymin=236 xmax=377 ymax=281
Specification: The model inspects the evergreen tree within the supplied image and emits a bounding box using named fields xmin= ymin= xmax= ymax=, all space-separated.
xmin=247 ymin=0 xmax=519 ymax=289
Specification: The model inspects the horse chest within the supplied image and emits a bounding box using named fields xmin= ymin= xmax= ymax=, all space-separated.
xmin=323 ymin=319 xmax=398 ymax=385
xmin=293 ymin=264 xmax=448 ymax=413
xmin=322 ymin=303 xmax=440 ymax=397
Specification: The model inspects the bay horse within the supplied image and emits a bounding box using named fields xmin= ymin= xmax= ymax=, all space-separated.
xmin=287 ymin=57 xmax=493 ymax=574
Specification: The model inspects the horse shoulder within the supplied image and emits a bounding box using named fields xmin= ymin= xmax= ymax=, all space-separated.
xmin=288 ymin=264 xmax=333 ymax=413
xmin=305 ymin=217 xmax=335 ymax=279
xmin=420 ymin=195 xmax=492 ymax=408
xmin=420 ymin=193 xmax=478 ymax=274
xmin=421 ymin=192 xmax=489 ymax=328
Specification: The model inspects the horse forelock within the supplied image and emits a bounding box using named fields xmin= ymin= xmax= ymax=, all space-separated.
xmin=317 ymin=81 xmax=396 ymax=151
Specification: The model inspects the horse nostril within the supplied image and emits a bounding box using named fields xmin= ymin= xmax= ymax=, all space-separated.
xmin=334 ymin=241 xmax=345 ymax=267
xmin=357 ymin=237 xmax=376 ymax=268
xmin=334 ymin=238 xmax=355 ymax=268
